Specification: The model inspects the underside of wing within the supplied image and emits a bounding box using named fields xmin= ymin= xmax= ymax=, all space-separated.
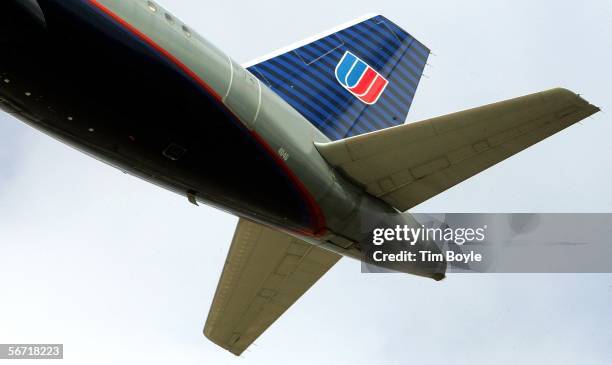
xmin=204 ymin=219 xmax=341 ymax=355
xmin=316 ymin=88 xmax=600 ymax=211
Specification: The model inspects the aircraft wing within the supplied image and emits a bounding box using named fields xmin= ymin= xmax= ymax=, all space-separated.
xmin=316 ymin=88 xmax=599 ymax=211
xmin=204 ymin=219 xmax=341 ymax=355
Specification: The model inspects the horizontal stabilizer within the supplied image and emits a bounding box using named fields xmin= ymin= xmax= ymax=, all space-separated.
xmin=204 ymin=219 xmax=341 ymax=355
xmin=316 ymin=88 xmax=599 ymax=211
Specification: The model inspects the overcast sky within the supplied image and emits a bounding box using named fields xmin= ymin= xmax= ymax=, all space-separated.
xmin=1 ymin=0 xmax=611 ymax=364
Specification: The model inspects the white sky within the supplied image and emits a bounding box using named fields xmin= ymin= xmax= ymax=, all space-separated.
xmin=1 ymin=0 xmax=611 ymax=364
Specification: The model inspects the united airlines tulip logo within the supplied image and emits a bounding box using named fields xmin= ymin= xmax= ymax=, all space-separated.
xmin=335 ymin=51 xmax=389 ymax=105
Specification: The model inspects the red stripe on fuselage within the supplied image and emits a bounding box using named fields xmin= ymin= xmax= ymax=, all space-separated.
xmin=87 ymin=0 xmax=326 ymax=237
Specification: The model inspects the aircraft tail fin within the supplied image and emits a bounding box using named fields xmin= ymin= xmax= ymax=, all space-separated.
xmin=245 ymin=14 xmax=430 ymax=141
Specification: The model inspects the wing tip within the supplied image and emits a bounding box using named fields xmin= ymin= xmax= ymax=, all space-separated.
xmin=549 ymin=87 xmax=601 ymax=118
xmin=554 ymin=87 xmax=599 ymax=107
xmin=203 ymin=329 xmax=245 ymax=356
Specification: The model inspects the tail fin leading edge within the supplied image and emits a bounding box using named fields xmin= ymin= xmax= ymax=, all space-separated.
xmin=245 ymin=15 xmax=430 ymax=141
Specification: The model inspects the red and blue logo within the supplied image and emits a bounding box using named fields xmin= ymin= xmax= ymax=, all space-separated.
xmin=335 ymin=51 xmax=389 ymax=105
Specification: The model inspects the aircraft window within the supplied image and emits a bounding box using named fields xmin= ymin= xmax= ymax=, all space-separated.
xmin=182 ymin=25 xmax=192 ymax=38
xmin=147 ymin=1 xmax=157 ymax=12
xmin=164 ymin=13 xmax=174 ymax=24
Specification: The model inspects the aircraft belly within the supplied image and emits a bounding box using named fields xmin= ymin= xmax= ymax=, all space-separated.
xmin=0 ymin=0 xmax=318 ymax=233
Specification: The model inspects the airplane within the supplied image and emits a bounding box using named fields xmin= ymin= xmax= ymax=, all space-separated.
xmin=0 ymin=0 xmax=600 ymax=356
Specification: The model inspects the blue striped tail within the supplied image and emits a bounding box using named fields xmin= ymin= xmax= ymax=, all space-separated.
xmin=246 ymin=15 xmax=430 ymax=141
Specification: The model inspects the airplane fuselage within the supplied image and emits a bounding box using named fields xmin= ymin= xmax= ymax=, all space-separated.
xmin=0 ymin=0 xmax=445 ymax=278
